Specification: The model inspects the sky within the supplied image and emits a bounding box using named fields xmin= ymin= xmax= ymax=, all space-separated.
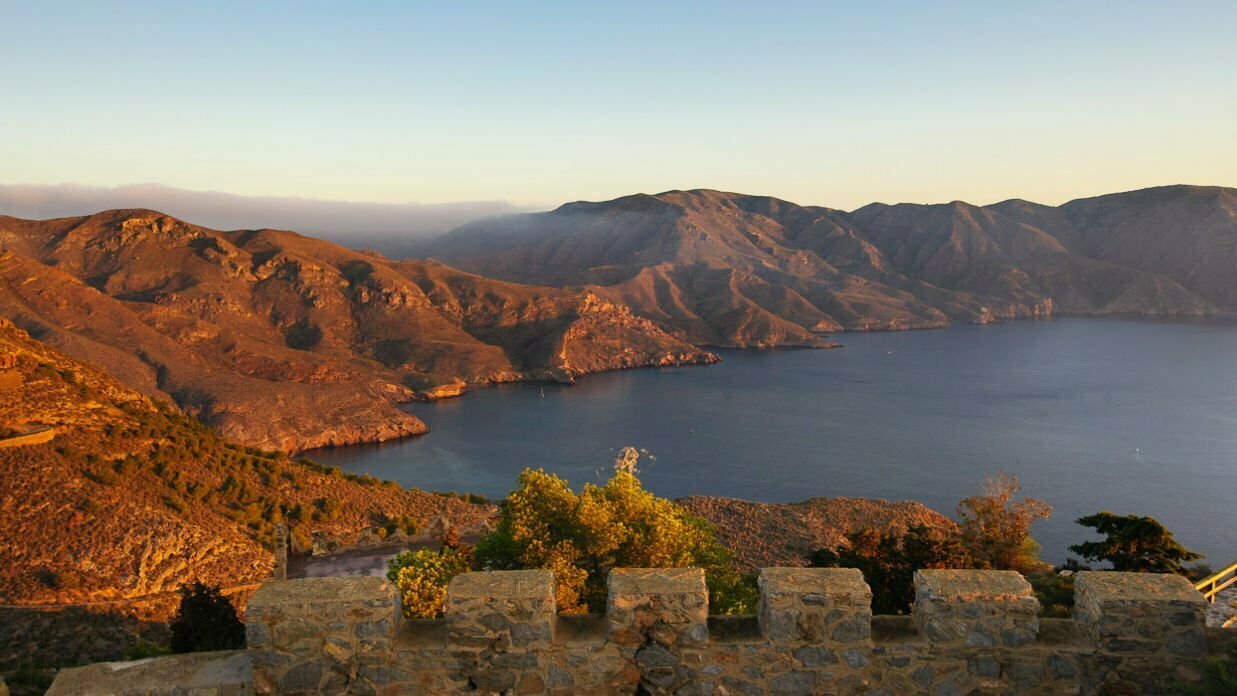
xmin=2 ymin=1 xmax=1235 ymax=214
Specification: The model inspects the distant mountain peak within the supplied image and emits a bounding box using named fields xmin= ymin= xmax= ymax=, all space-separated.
xmin=424 ymin=185 xmax=1232 ymax=345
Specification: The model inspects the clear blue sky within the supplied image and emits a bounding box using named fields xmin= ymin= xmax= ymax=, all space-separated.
xmin=2 ymin=1 xmax=1235 ymax=209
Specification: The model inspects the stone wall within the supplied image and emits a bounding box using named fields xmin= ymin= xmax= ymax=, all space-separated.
xmin=45 ymin=651 xmax=254 ymax=696
xmin=241 ymin=567 xmax=1212 ymax=695
xmin=0 ymin=426 xmax=56 ymax=449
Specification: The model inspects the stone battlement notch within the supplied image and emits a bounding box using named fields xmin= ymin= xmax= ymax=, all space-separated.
xmin=239 ymin=567 xmax=1208 ymax=695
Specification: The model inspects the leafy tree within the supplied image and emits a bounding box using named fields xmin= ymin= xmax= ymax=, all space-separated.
xmin=386 ymin=546 xmax=473 ymax=619
xmin=811 ymin=524 xmax=972 ymax=614
xmin=169 ymin=582 xmax=245 ymax=653
xmin=474 ymin=464 xmax=747 ymax=614
xmin=957 ymin=473 xmax=1051 ymax=573
xmin=1069 ymin=512 xmax=1201 ymax=575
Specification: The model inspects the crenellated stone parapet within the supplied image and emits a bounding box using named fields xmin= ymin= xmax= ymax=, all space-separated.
xmin=233 ymin=567 xmax=1214 ymax=695
xmin=913 ymin=569 xmax=1040 ymax=648
xmin=244 ymin=576 xmax=399 ymax=694
xmin=608 ymin=567 xmax=709 ymax=648
xmin=759 ymin=567 xmax=872 ymax=645
xmin=1073 ymin=570 xmax=1208 ymax=693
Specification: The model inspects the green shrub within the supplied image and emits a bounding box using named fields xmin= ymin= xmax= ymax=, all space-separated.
xmin=387 ymin=547 xmax=472 ymax=619
xmin=474 ymin=465 xmax=744 ymax=614
xmin=169 ymin=582 xmax=245 ymax=653
xmin=811 ymin=524 xmax=972 ymax=615
xmin=125 ymin=640 xmax=171 ymax=660
xmin=1070 ymin=512 xmax=1201 ymax=575
xmin=383 ymin=513 xmax=419 ymax=536
xmin=39 ymin=569 xmax=84 ymax=590
xmin=1028 ymin=570 xmax=1074 ymax=617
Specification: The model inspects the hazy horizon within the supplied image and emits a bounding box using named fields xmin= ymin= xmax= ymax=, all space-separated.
xmin=3 ymin=1 xmax=1234 ymax=210
xmin=2 ymin=180 xmax=1231 ymax=250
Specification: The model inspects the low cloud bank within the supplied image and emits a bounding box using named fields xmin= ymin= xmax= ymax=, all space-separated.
xmin=0 ymin=183 xmax=525 ymax=255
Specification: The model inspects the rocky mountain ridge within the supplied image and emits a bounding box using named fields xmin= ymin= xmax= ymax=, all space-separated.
xmin=0 ymin=210 xmax=715 ymax=451
xmin=426 ymin=185 xmax=1233 ymax=347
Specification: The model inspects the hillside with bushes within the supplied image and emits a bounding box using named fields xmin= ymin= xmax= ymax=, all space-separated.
xmin=0 ymin=317 xmax=491 ymax=605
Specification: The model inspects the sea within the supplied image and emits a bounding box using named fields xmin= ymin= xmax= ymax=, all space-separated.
xmin=309 ymin=317 xmax=1237 ymax=565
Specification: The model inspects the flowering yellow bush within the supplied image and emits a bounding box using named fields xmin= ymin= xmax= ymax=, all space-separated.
xmin=474 ymin=467 xmax=751 ymax=614
xmin=386 ymin=546 xmax=472 ymax=619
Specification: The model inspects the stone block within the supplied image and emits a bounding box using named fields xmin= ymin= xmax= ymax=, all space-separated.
xmin=46 ymin=651 xmax=254 ymax=696
xmin=446 ymin=569 xmax=557 ymax=649
xmin=247 ymin=577 xmax=399 ymax=655
xmin=1073 ymin=571 xmax=1206 ymax=657
xmin=246 ymin=577 xmax=398 ymax=694
xmin=608 ymin=568 xmax=709 ymax=646
xmin=913 ymin=570 xmax=1039 ymax=648
xmin=758 ymin=567 xmax=873 ymax=644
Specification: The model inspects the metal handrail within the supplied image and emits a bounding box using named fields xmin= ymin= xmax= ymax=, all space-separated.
xmin=1195 ymin=561 xmax=1237 ymax=602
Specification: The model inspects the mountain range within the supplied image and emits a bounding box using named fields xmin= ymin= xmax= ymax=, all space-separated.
xmin=426 ymin=185 xmax=1234 ymax=347
xmin=1 ymin=185 xmax=1234 ymax=452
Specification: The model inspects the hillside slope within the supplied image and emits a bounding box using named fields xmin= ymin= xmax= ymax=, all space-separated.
xmin=0 ymin=210 xmax=715 ymax=450
xmin=0 ymin=317 xmax=490 ymax=605
xmin=426 ymin=186 xmax=1230 ymax=347
xmin=678 ymin=496 xmax=956 ymax=571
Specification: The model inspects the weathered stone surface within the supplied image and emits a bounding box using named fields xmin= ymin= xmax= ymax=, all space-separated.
xmin=759 ymin=567 xmax=873 ymax=644
xmin=915 ymin=569 xmax=1036 ymax=603
xmin=792 ymin=646 xmax=838 ymax=667
xmin=245 ymin=576 xmax=400 ymax=694
xmin=770 ymin=670 xmax=816 ymax=695
xmin=1074 ymin=571 xmax=1207 ymax=656
xmin=56 ymin=567 xmax=1222 ymax=695
xmin=608 ymin=567 xmax=708 ymax=647
xmin=913 ymin=569 xmax=1040 ymax=649
xmin=446 ymin=569 xmax=557 ymax=650
xmin=47 ymin=651 xmax=253 ymax=696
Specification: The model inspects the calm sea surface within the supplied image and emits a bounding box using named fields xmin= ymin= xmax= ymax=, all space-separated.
xmin=311 ymin=317 xmax=1237 ymax=564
